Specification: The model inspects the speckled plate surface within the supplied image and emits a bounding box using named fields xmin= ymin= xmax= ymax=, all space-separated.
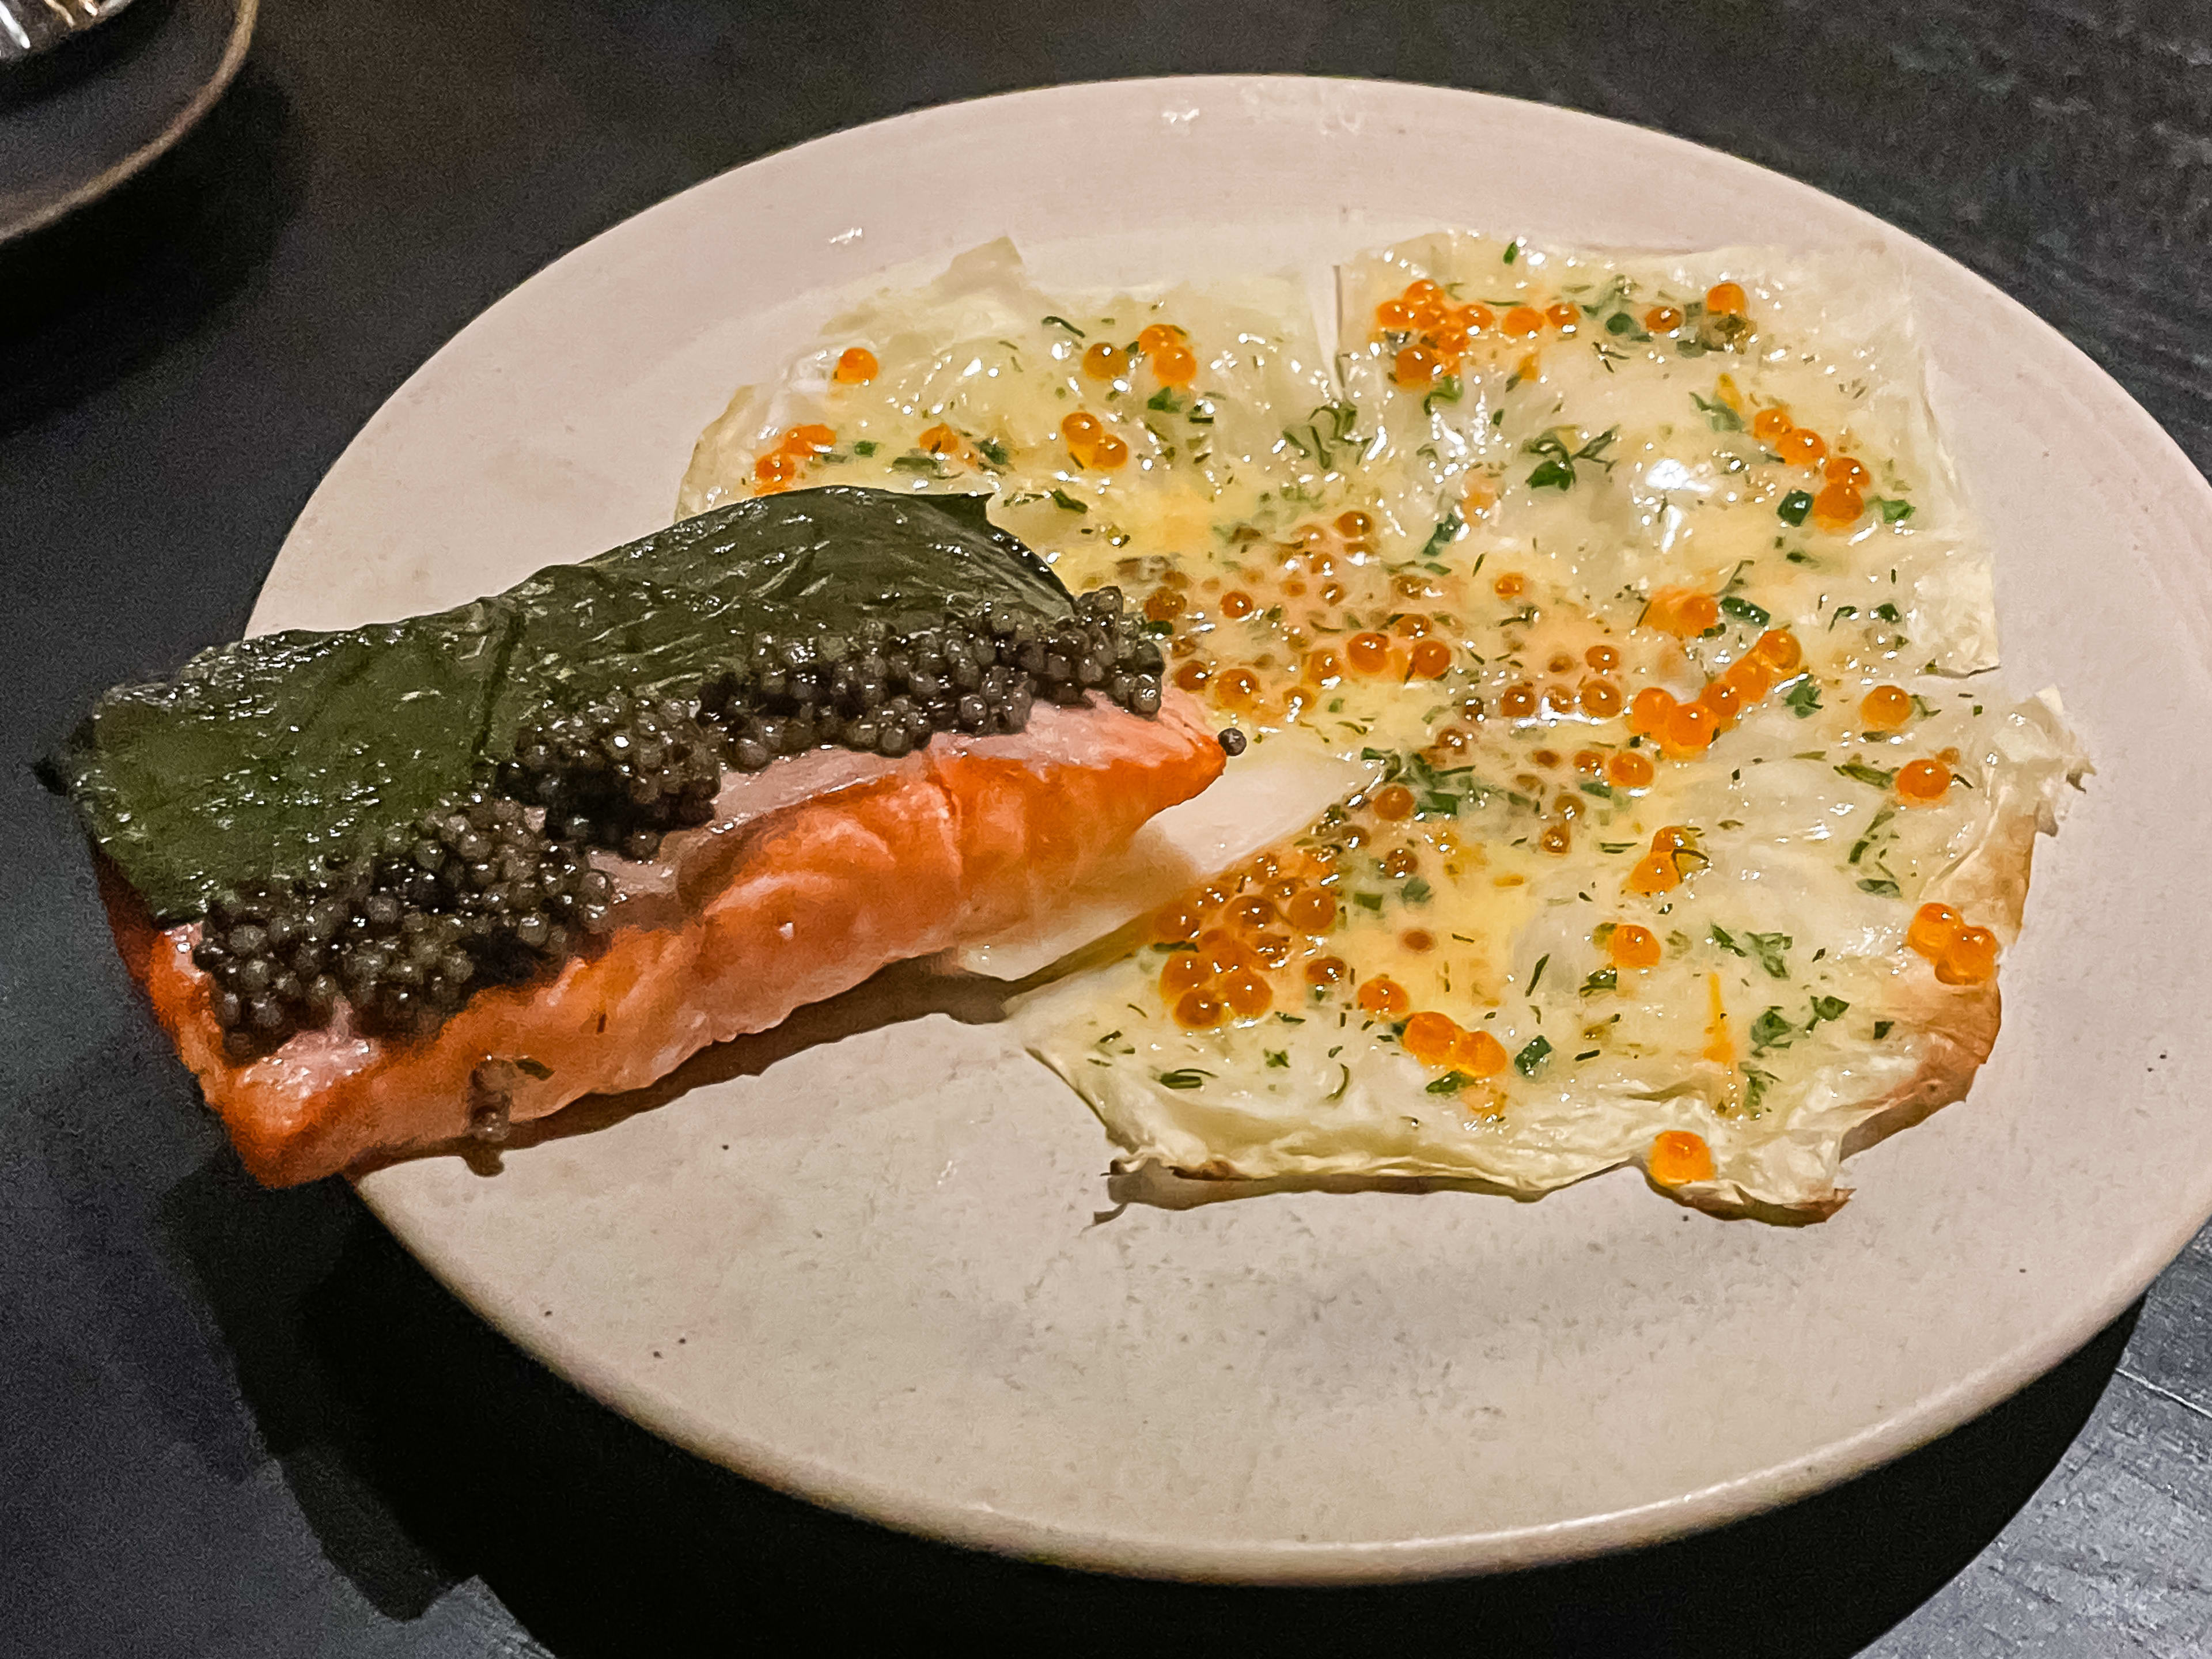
xmin=256 ymin=78 xmax=2212 ymax=1580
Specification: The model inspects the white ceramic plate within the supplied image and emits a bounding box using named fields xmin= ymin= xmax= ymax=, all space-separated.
xmin=256 ymin=78 xmax=2212 ymax=1581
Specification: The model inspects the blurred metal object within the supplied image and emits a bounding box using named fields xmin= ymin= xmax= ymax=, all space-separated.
xmin=0 ymin=0 xmax=137 ymax=62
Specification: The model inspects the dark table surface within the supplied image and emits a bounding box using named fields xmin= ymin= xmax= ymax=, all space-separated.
xmin=6 ymin=2 xmax=2210 ymax=1653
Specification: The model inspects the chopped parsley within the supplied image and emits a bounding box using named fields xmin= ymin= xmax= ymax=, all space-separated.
xmin=850 ymin=439 xmax=879 ymax=457
xmin=1749 ymin=1007 xmax=1798 ymax=1052
xmin=1524 ymin=426 xmax=1620 ymax=491
xmin=1049 ymin=487 xmax=1089 ymax=513
xmin=1777 ymin=490 xmax=1813 ymax=526
xmin=1719 ymin=595 xmax=1771 ymax=627
xmin=1155 ymin=1069 xmax=1210 ymax=1090
xmin=1691 ymin=391 xmax=1744 ymax=431
xmin=1835 ymin=760 xmax=1899 ymax=789
xmin=1513 ymin=1035 xmax=1553 ymax=1075
xmin=1580 ymin=967 xmax=1619 ymax=996
xmin=1783 ymin=677 xmax=1823 ymax=717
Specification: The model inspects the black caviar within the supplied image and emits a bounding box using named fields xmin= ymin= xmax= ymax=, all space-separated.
xmin=194 ymin=587 xmax=1165 ymax=1058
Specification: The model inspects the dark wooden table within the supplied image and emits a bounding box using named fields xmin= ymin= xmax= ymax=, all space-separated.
xmin=5 ymin=3 xmax=2208 ymax=1652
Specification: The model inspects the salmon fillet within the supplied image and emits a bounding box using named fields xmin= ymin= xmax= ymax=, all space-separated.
xmin=111 ymin=694 xmax=1224 ymax=1186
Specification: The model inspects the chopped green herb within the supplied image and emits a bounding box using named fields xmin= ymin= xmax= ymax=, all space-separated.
xmin=1777 ymin=490 xmax=1814 ymax=526
xmin=1747 ymin=931 xmax=1792 ymax=979
xmin=1809 ymin=995 xmax=1850 ymax=1025
xmin=1873 ymin=1020 xmax=1895 ymax=1039
xmin=1835 ymin=760 xmax=1898 ymax=789
xmin=1049 ymin=487 xmax=1089 ymax=514
xmin=1574 ymin=1048 xmax=1601 ymax=1062
xmin=1402 ymin=877 xmax=1434 ymax=906
xmin=1691 ymin=391 xmax=1745 ymax=431
xmin=850 ymin=439 xmax=879 ymax=457
xmin=1353 ymin=891 xmax=1384 ymax=912
xmin=1783 ymin=677 xmax=1823 ymax=717
xmin=1423 ymin=375 xmax=1464 ymax=414
xmin=1156 ymin=1069 xmax=1210 ymax=1090
xmin=1857 ymin=876 xmax=1903 ymax=897
xmin=1528 ymin=953 xmax=1550 ymax=993
xmin=1873 ymin=602 xmax=1902 ymax=624
xmin=1749 ymin=1007 xmax=1798 ymax=1051
xmin=1742 ymin=1066 xmax=1778 ymax=1113
xmin=1503 ymin=241 xmax=1520 ymax=264
xmin=973 ymin=436 xmax=1010 ymax=468
xmin=1513 ymin=1035 xmax=1552 ymax=1075
xmin=1265 ymin=1050 xmax=1290 ymax=1069
xmin=1848 ymin=806 xmax=1896 ymax=865
xmin=1426 ymin=1071 xmax=1469 ymax=1094
xmin=1873 ymin=497 xmax=1915 ymax=522
xmin=1580 ymin=967 xmax=1619 ymax=996
xmin=1041 ymin=315 xmax=1086 ymax=338
xmin=891 ymin=451 xmax=945 ymax=475
xmin=1719 ymin=595 xmax=1771 ymax=627
xmin=1709 ymin=924 xmax=1747 ymax=959
xmin=1419 ymin=509 xmax=1464 ymax=562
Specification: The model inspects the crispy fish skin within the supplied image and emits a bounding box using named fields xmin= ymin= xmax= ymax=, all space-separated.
xmin=110 ymin=696 xmax=1224 ymax=1186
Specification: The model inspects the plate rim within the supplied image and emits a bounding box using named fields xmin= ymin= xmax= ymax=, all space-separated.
xmin=294 ymin=73 xmax=2212 ymax=1581
xmin=0 ymin=0 xmax=259 ymax=247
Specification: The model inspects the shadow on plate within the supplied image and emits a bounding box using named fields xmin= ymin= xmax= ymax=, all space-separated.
xmin=159 ymin=1143 xmax=2134 ymax=1657
xmin=351 ymin=960 xmax=1020 ymax=1180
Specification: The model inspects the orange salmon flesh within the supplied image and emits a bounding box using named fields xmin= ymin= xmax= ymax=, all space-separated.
xmin=107 ymin=695 xmax=1225 ymax=1185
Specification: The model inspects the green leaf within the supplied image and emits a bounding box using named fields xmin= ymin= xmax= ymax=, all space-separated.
xmin=1604 ymin=310 xmax=1638 ymax=336
xmin=1873 ymin=497 xmax=1915 ymax=522
xmin=1402 ymin=877 xmax=1434 ymax=906
xmin=1041 ymin=315 xmax=1086 ymax=337
xmin=1690 ymin=392 xmax=1744 ymax=431
xmin=1873 ymin=1019 xmax=1895 ymax=1039
xmin=1783 ymin=677 xmax=1823 ymax=717
xmin=1503 ymin=241 xmax=1520 ymax=264
xmin=1527 ymin=457 xmax=1576 ymax=491
xmin=1353 ymin=891 xmax=1384 ymax=912
xmin=1747 ymin=931 xmax=1792 ymax=979
xmin=1146 ymin=385 xmax=1184 ymax=413
xmin=1777 ymin=490 xmax=1814 ymax=526
xmin=1749 ymin=1007 xmax=1797 ymax=1051
xmin=51 ymin=488 xmax=1075 ymax=921
xmin=1417 ymin=791 xmax=1462 ymax=817
xmin=1423 ymin=375 xmax=1464 ymax=414
xmin=1155 ymin=1069 xmax=1211 ymax=1090
xmin=1580 ymin=967 xmax=1619 ymax=996
xmin=850 ymin=439 xmax=880 ymax=457
xmin=1265 ymin=1050 xmax=1290 ymax=1069
xmin=1513 ymin=1036 xmax=1553 ymax=1076
xmin=1835 ymin=760 xmax=1898 ymax=789
xmin=1809 ymin=995 xmax=1850 ymax=1024
xmin=1857 ymin=876 xmax=1903 ymax=897
xmin=891 ymin=451 xmax=945 ymax=475
xmin=1049 ymin=487 xmax=1089 ymax=514
xmin=1873 ymin=602 xmax=1902 ymax=624
xmin=1709 ymin=924 xmax=1747 ymax=959
xmin=1528 ymin=953 xmax=1550 ymax=993
xmin=1419 ymin=509 xmax=1464 ymax=562
xmin=1847 ymin=805 xmax=1895 ymax=864
xmin=1719 ymin=595 xmax=1771 ymax=627
xmin=973 ymin=435 xmax=1011 ymax=468
xmin=1742 ymin=1066 xmax=1778 ymax=1113
xmin=1426 ymin=1071 xmax=1469 ymax=1094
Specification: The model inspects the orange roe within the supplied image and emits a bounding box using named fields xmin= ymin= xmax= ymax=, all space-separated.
xmin=1812 ymin=482 xmax=1866 ymax=528
xmin=1825 ymin=454 xmax=1871 ymax=487
xmin=1705 ymin=282 xmax=1749 ymax=316
xmin=1645 ymin=305 xmax=1684 ymax=334
xmin=1648 ymin=1130 xmax=1715 ymax=1185
xmin=1304 ymin=648 xmax=1344 ymax=685
xmin=833 ymin=347 xmax=879 ymax=385
xmin=1160 ymin=953 xmax=1212 ymax=997
xmin=1409 ymin=639 xmax=1453 ymax=679
xmin=1502 ymin=305 xmax=1544 ymax=338
xmin=1662 ymin=701 xmax=1717 ymax=755
xmin=1751 ymin=407 xmax=1793 ymax=442
xmin=1082 ymin=342 xmax=1124 ymax=380
xmin=1305 ymin=955 xmax=1348 ymax=986
xmin=1908 ymin=903 xmax=1963 ymax=959
xmin=1861 ymin=685 xmax=1914 ymax=729
xmin=1219 ymin=589 xmax=1255 ymax=619
xmin=1778 ymin=427 xmax=1829 ymax=467
xmin=1173 ymin=989 xmax=1226 ymax=1029
xmin=1060 ymin=411 xmax=1102 ymax=445
xmin=1751 ymin=629 xmax=1802 ymax=673
xmin=1585 ymin=642 xmax=1620 ymax=673
xmin=1628 ymin=851 xmax=1681 ymax=895
xmin=1937 ymin=926 xmax=2000 ymax=986
xmin=1646 ymin=587 xmax=1720 ymax=638
xmin=1494 ymin=572 xmax=1527 ymax=598
xmin=753 ymin=450 xmax=801 ymax=489
xmin=1153 ymin=342 xmax=1198 ymax=385
xmin=1500 ymin=683 xmax=1539 ymax=719
xmin=1609 ymin=923 xmax=1662 ymax=969
xmin=1456 ymin=1029 xmax=1509 ymax=1078
xmin=1721 ymin=655 xmax=1778 ymax=702
xmin=1393 ymin=345 xmax=1444 ymax=388
xmin=1372 ymin=785 xmax=1415 ymax=821
xmin=917 ymin=422 xmax=964 ymax=457
xmin=1629 ymin=687 xmax=1678 ymax=736
xmin=1607 ymin=751 xmax=1656 ymax=790
xmin=1896 ymin=758 xmax=1952 ymax=803
xmin=1089 ymin=433 xmax=1130 ymax=469
xmin=1544 ymin=301 xmax=1580 ymax=332
xmin=1287 ymin=889 xmax=1337 ymax=933
xmin=1219 ymin=969 xmax=1274 ymax=1020
xmin=1580 ymin=679 xmax=1623 ymax=718
xmin=1137 ymin=323 xmax=1185 ymax=355
xmin=1346 ymin=631 xmax=1393 ymax=674
xmin=1357 ymin=976 xmax=1411 ymax=1017
xmin=1402 ymin=1011 xmax=1463 ymax=1067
